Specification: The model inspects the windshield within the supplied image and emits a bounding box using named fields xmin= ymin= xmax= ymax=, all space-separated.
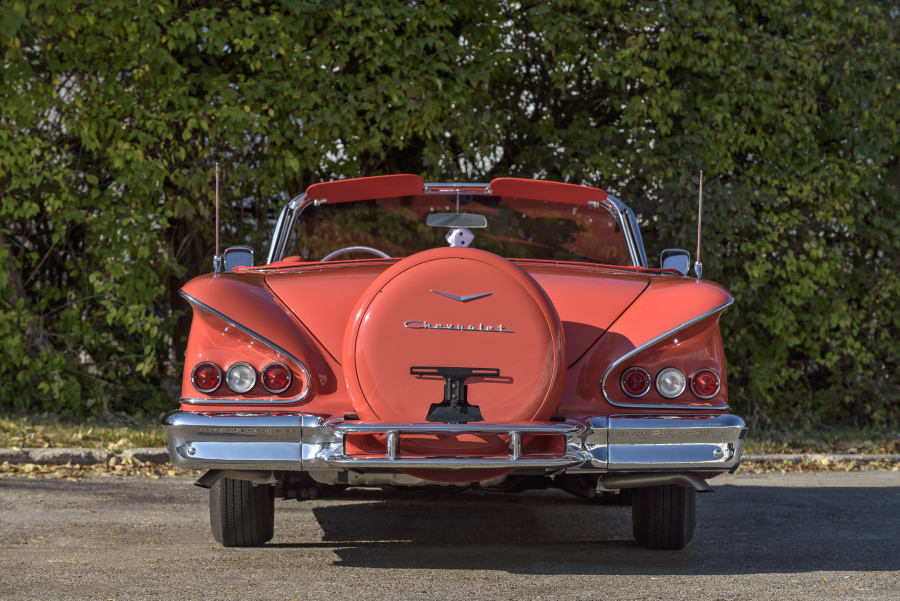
xmin=287 ymin=194 xmax=633 ymax=265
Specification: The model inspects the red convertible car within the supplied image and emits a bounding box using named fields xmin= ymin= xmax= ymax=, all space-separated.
xmin=164 ymin=175 xmax=745 ymax=550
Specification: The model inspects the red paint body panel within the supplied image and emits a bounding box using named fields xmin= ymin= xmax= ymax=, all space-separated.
xmin=265 ymin=263 xmax=391 ymax=363
xmin=523 ymin=264 xmax=648 ymax=365
xmin=265 ymin=260 xmax=648 ymax=367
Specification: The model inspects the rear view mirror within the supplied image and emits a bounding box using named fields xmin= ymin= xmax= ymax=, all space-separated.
xmin=659 ymin=248 xmax=690 ymax=275
xmin=224 ymin=245 xmax=254 ymax=272
xmin=426 ymin=213 xmax=488 ymax=229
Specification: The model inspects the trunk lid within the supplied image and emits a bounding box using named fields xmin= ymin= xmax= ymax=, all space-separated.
xmin=265 ymin=261 xmax=648 ymax=366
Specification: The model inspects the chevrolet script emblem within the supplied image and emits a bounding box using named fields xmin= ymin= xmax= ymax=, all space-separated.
xmin=431 ymin=290 xmax=492 ymax=303
xmin=404 ymin=320 xmax=514 ymax=333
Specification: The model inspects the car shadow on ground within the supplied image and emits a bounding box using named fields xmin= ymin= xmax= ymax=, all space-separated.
xmin=269 ymin=483 xmax=900 ymax=575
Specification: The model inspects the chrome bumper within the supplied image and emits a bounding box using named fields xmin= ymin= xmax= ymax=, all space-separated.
xmin=164 ymin=411 xmax=746 ymax=473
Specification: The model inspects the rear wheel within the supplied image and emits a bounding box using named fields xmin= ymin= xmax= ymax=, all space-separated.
xmin=209 ymin=477 xmax=275 ymax=547
xmin=631 ymin=484 xmax=695 ymax=550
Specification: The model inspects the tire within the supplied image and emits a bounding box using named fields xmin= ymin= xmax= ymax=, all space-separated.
xmin=209 ymin=477 xmax=275 ymax=547
xmin=631 ymin=484 xmax=695 ymax=550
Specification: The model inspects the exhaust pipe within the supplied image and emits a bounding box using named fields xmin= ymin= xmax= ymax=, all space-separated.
xmin=600 ymin=472 xmax=712 ymax=493
xmin=195 ymin=470 xmax=276 ymax=489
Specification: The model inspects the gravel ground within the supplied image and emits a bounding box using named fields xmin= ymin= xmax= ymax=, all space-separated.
xmin=1 ymin=470 xmax=898 ymax=601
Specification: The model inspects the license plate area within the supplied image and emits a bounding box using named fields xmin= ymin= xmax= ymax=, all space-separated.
xmin=343 ymin=432 xmax=565 ymax=459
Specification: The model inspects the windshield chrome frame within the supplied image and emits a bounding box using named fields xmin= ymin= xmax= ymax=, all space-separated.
xmin=266 ymin=193 xmax=306 ymax=264
xmin=266 ymin=184 xmax=647 ymax=268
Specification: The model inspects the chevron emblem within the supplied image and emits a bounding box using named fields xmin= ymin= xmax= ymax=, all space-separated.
xmin=430 ymin=290 xmax=492 ymax=303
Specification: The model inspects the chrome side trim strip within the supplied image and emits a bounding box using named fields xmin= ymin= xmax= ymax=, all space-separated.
xmin=601 ymin=298 xmax=735 ymax=410
xmin=179 ymin=291 xmax=312 ymax=405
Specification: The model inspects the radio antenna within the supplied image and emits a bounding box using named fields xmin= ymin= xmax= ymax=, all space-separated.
xmin=694 ymin=170 xmax=703 ymax=279
xmin=213 ymin=162 xmax=223 ymax=273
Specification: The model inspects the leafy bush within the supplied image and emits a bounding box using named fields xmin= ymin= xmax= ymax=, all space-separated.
xmin=1 ymin=1 xmax=896 ymax=426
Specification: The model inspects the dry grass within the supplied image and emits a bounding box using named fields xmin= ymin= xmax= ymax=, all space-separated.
xmin=742 ymin=427 xmax=899 ymax=455
xmin=0 ymin=458 xmax=200 ymax=480
xmin=0 ymin=414 xmax=166 ymax=451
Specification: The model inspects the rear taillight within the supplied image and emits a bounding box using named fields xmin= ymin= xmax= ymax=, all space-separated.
xmin=655 ymin=367 xmax=686 ymax=398
xmin=261 ymin=362 xmax=292 ymax=393
xmin=191 ymin=362 xmax=222 ymax=393
xmin=690 ymin=368 xmax=720 ymax=399
xmin=225 ymin=362 xmax=257 ymax=393
xmin=620 ymin=366 xmax=651 ymax=397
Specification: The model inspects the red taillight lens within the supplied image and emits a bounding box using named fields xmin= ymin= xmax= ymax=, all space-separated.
xmin=620 ymin=366 xmax=651 ymax=398
xmin=191 ymin=362 xmax=222 ymax=393
xmin=690 ymin=369 xmax=720 ymax=399
xmin=261 ymin=362 xmax=292 ymax=394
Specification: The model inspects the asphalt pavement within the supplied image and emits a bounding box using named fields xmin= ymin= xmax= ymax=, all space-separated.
xmin=1 ymin=470 xmax=898 ymax=600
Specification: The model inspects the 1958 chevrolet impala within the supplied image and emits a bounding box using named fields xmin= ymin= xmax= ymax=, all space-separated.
xmin=164 ymin=174 xmax=746 ymax=550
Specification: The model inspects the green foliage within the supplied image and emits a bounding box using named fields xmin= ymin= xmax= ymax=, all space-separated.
xmin=1 ymin=1 xmax=896 ymax=426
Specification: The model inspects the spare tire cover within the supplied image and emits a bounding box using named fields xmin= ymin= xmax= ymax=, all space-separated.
xmin=342 ymin=247 xmax=565 ymax=424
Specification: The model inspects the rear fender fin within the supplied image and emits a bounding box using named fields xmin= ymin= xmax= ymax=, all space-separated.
xmin=600 ymin=303 xmax=732 ymax=409
xmin=180 ymin=296 xmax=312 ymax=404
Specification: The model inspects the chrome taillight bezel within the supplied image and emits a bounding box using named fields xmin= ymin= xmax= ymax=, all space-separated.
xmin=689 ymin=368 xmax=721 ymax=399
xmin=620 ymin=366 xmax=652 ymax=398
xmin=260 ymin=361 xmax=293 ymax=394
xmin=191 ymin=361 xmax=222 ymax=393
